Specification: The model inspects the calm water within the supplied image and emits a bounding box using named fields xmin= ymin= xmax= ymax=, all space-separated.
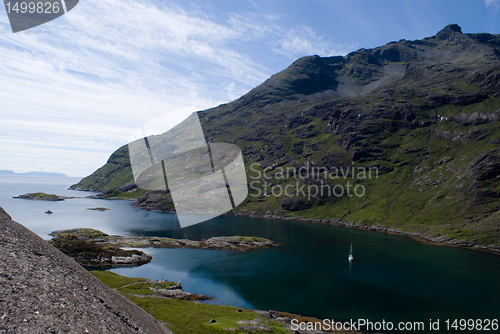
xmin=1 ymin=176 xmax=499 ymax=330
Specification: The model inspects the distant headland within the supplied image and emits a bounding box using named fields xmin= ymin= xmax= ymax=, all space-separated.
xmin=0 ymin=170 xmax=68 ymax=177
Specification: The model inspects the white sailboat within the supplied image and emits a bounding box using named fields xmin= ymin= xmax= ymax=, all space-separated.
xmin=348 ymin=243 xmax=354 ymax=261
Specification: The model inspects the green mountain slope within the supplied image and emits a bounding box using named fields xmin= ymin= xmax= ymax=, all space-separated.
xmin=72 ymin=25 xmax=500 ymax=247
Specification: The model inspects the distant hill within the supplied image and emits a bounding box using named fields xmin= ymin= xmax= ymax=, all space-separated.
xmin=0 ymin=170 xmax=68 ymax=177
xmin=71 ymin=25 xmax=500 ymax=247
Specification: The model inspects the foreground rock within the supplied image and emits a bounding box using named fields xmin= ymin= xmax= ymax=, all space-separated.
xmin=50 ymin=228 xmax=281 ymax=252
xmin=149 ymin=281 xmax=213 ymax=301
xmin=0 ymin=206 xmax=172 ymax=333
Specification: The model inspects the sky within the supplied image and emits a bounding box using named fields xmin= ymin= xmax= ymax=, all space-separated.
xmin=0 ymin=0 xmax=499 ymax=177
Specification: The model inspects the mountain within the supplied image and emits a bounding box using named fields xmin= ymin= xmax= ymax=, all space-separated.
xmin=71 ymin=25 xmax=500 ymax=247
xmin=0 ymin=207 xmax=171 ymax=333
xmin=22 ymin=171 xmax=68 ymax=177
xmin=0 ymin=170 xmax=68 ymax=177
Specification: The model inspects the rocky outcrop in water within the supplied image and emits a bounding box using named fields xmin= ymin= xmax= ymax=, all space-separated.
xmin=13 ymin=192 xmax=68 ymax=201
xmin=50 ymin=228 xmax=281 ymax=252
xmin=49 ymin=229 xmax=152 ymax=267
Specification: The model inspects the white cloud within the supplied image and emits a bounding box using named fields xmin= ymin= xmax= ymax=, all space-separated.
xmin=0 ymin=0 xmax=351 ymax=176
xmin=485 ymin=0 xmax=500 ymax=6
xmin=226 ymin=14 xmax=355 ymax=59
xmin=0 ymin=0 xmax=274 ymax=176
xmin=274 ymin=26 xmax=355 ymax=58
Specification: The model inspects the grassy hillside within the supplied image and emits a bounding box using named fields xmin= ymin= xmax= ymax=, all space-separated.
xmin=72 ymin=25 xmax=500 ymax=247
xmin=91 ymin=271 xmax=292 ymax=334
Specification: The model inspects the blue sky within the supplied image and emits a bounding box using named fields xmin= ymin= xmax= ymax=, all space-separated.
xmin=0 ymin=0 xmax=499 ymax=176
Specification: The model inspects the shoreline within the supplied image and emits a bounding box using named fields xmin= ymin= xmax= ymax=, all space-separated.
xmin=227 ymin=211 xmax=500 ymax=256
xmin=91 ymin=270 xmax=361 ymax=334
xmin=65 ymin=188 xmax=500 ymax=256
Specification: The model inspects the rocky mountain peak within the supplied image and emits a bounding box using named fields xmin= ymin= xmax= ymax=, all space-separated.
xmin=435 ymin=23 xmax=463 ymax=40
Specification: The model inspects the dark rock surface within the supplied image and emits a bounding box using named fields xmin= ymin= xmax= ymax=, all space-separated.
xmin=0 ymin=207 xmax=172 ymax=334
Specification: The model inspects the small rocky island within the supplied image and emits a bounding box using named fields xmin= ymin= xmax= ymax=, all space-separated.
xmin=49 ymin=229 xmax=152 ymax=267
xmin=13 ymin=192 xmax=71 ymax=201
xmin=50 ymin=228 xmax=281 ymax=267
xmin=87 ymin=207 xmax=110 ymax=211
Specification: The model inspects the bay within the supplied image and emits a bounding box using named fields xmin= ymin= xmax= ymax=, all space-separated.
xmin=1 ymin=175 xmax=499 ymax=327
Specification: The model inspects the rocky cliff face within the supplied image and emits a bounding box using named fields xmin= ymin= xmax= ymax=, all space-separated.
xmin=71 ymin=25 xmax=500 ymax=247
xmin=0 ymin=207 xmax=172 ymax=334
